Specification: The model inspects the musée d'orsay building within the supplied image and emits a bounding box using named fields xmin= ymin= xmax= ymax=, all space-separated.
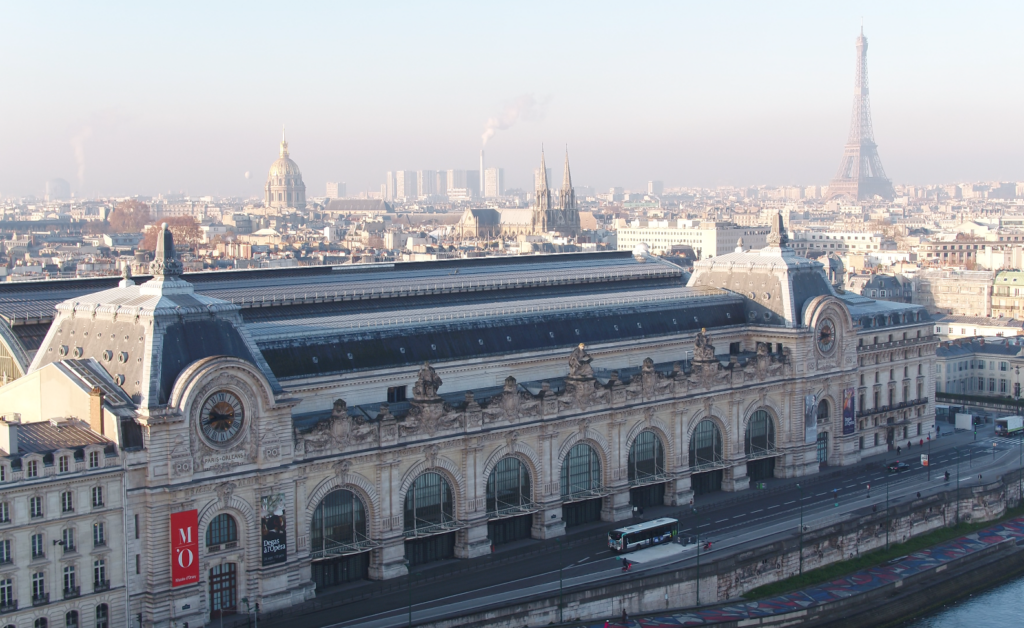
xmin=0 ymin=216 xmax=938 ymax=627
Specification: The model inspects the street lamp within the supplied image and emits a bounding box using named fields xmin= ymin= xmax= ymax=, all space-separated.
xmin=885 ymin=472 xmax=890 ymax=551
xmin=692 ymin=507 xmax=701 ymax=606
xmin=557 ymin=538 xmax=564 ymax=623
xmin=403 ymin=559 xmax=413 ymax=627
xmin=954 ymin=446 xmax=961 ymax=526
xmin=796 ymin=483 xmax=804 ymax=574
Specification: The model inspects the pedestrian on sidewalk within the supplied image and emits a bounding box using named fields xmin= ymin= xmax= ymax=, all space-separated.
xmin=622 ymin=608 xmax=629 ymax=624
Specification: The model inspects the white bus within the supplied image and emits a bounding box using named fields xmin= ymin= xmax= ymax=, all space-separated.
xmin=607 ymin=517 xmax=678 ymax=553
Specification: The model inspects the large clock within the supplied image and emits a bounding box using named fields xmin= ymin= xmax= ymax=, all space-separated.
xmin=816 ymin=317 xmax=837 ymax=355
xmin=200 ymin=391 xmax=245 ymax=445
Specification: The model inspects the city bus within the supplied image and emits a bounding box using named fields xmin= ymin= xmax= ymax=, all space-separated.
xmin=607 ymin=517 xmax=678 ymax=553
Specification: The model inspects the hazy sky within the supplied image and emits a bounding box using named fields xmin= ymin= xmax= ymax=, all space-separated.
xmin=2 ymin=1 xmax=1022 ymax=199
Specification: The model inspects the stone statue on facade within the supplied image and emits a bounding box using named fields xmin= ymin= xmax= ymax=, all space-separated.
xmin=568 ymin=343 xmax=595 ymax=379
xmin=412 ymin=362 xmax=443 ymax=401
xmin=693 ymin=328 xmax=716 ymax=361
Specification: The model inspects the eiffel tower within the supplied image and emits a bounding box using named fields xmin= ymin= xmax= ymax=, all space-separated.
xmin=827 ymin=28 xmax=894 ymax=201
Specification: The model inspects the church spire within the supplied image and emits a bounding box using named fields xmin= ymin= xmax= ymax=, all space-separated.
xmin=280 ymin=127 xmax=289 ymax=158
xmin=537 ymin=146 xmax=548 ymax=192
xmin=561 ymin=147 xmax=572 ymax=192
xmin=558 ymin=148 xmax=577 ymax=216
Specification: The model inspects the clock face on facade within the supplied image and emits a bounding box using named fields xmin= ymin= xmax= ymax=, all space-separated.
xmin=200 ymin=391 xmax=245 ymax=445
xmin=816 ymin=317 xmax=837 ymax=355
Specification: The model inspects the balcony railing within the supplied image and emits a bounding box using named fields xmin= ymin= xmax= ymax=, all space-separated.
xmin=93 ymin=580 xmax=110 ymax=593
xmin=402 ymin=519 xmax=465 ymax=539
xmin=31 ymin=593 xmax=49 ymax=607
xmin=0 ymin=601 xmax=17 ymax=614
xmin=856 ymin=397 xmax=929 ymax=419
xmin=63 ymin=586 xmax=80 ymax=600
xmin=309 ymin=537 xmax=382 ymax=560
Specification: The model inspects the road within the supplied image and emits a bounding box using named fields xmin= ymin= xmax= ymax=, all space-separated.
xmin=253 ymin=425 xmax=1024 ymax=628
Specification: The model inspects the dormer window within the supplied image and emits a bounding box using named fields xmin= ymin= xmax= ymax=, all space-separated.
xmin=88 ymin=452 xmax=100 ymax=469
xmin=59 ymin=456 xmax=70 ymax=473
xmin=27 ymin=460 xmax=39 ymax=478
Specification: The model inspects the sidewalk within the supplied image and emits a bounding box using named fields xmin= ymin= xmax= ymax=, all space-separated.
xmin=584 ymin=514 xmax=1024 ymax=627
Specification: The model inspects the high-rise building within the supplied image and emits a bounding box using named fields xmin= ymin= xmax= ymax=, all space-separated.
xmin=466 ymin=171 xmax=480 ymax=198
xmin=384 ymin=172 xmax=396 ymax=201
xmin=436 ymin=171 xmax=448 ymax=196
xmin=827 ymin=28 xmax=894 ymax=201
xmin=417 ymin=170 xmax=438 ymax=198
xmin=45 ymin=178 xmax=70 ymax=201
xmin=326 ymin=182 xmax=346 ymax=199
xmin=648 ymin=180 xmax=664 ymax=196
xmin=447 ymin=169 xmax=467 ymax=190
xmin=395 ymin=171 xmax=417 ymax=200
xmin=484 ymin=168 xmax=505 ymax=198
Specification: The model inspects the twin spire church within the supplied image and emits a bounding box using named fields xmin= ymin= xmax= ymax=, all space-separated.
xmin=457 ymin=148 xmax=581 ymax=239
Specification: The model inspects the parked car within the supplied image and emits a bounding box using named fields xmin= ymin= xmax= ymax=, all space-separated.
xmin=887 ymin=461 xmax=911 ymax=473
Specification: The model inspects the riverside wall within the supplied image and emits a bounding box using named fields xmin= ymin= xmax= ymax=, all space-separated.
xmin=413 ymin=470 xmax=1024 ymax=628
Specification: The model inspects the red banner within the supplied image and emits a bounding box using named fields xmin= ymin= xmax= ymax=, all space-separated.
xmin=170 ymin=509 xmax=199 ymax=587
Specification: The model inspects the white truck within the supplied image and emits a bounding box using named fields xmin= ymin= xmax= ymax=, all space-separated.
xmin=955 ymin=413 xmax=974 ymax=432
xmin=995 ymin=416 xmax=1024 ymax=437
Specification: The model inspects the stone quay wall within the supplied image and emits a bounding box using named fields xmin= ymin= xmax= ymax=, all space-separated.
xmin=411 ymin=470 xmax=1024 ymax=628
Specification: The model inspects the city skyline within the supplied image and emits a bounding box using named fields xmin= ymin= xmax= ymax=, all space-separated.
xmin=2 ymin=2 xmax=1023 ymax=198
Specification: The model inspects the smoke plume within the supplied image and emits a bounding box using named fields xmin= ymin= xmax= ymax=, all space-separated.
xmin=70 ymin=126 xmax=94 ymax=187
xmin=481 ymin=94 xmax=550 ymax=146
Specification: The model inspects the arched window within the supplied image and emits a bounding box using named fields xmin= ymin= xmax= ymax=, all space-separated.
xmin=96 ymin=604 xmax=109 ymax=628
xmin=65 ymin=611 xmax=79 ymax=628
xmin=689 ymin=420 xmax=723 ymax=469
xmin=560 ymin=443 xmax=602 ymax=498
xmin=745 ymin=410 xmax=776 ymax=457
xmin=206 ymin=514 xmax=238 ymax=547
xmin=627 ymin=430 xmax=665 ymax=484
xmin=817 ymin=400 xmax=830 ymax=423
xmin=35 ymin=619 xmax=48 ymax=628
xmin=311 ymin=489 xmax=368 ymax=557
xmin=486 ymin=457 xmax=531 ymax=516
xmin=404 ymin=472 xmax=454 ymax=534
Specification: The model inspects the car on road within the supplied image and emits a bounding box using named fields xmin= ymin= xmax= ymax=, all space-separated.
xmin=887 ymin=461 xmax=911 ymax=473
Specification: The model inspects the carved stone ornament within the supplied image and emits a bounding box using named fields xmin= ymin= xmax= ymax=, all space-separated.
xmin=505 ymin=430 xmax=519 ymax=451
xmin=169 ymin=435 xmax=192 ymax=478
xmin=333 ymin=459 xmax=352 ymax=477
xmin=216 ymin=482 xmax=236 ymax=508
xmin=298 ymin=399 xmax=375 ymax=455
xmin=693 ymin=328 xmax=716 ymax=361
xmin=765 ymin=212 xmax=788 ymax=248
xmin=577 ymin=417 xmax=591 ymax=436
xmin=425 ymin=444 xmax=441 ymax=468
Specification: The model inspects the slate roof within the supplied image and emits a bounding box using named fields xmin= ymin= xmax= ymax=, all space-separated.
xmin=14 ymin=421 xmax=111 ymax=456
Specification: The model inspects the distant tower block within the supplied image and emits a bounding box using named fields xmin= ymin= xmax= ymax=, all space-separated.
xmin=827 ymin=28 xmax=894 ymax=202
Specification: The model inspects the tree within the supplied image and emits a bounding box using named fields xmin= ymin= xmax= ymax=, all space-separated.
xmin=140 ymin=216 xmax=201 ymax=252
xmin=108 ymin=200 xmax=151 ymax=234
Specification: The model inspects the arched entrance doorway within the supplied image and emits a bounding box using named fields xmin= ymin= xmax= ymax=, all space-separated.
xmin=561 ymin=443 xmax=603 ymax=527
xmin=689 ymin=419 xmax=724 ymax=495
xmin=404 ymin=472 xmax=457 ymax=566
xmin=628 ymin=430 xmax=667 ymax=509
xmin=310 ymin=489 xmax=372 ymax=590
xmin=745 ymin=410 xmax=777 ymax=483
xmin=486 ymin=457 xmax=534 ymax=545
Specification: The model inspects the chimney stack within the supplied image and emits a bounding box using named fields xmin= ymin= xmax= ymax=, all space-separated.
xmin=89 ymin=387 xmax=105 ymax=435
xmin=0 ymin=414 xmax=19 ymax=456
